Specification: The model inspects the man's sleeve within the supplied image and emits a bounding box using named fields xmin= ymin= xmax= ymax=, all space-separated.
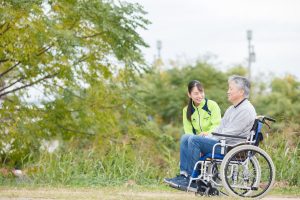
xmin=219 ymin=109 xmax=253 ymax=136
xmin=207 ymin=101 xmax=222 ymax=133
xmin=183 ymin=107 xmax=193 ymax=134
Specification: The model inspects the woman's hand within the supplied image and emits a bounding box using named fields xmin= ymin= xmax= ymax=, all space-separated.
xmin=199 ymin=132 xmax=209 ymax=136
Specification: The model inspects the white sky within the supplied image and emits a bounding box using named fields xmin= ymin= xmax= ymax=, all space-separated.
xmin=128 ymin=0 xmax=300 ymax=79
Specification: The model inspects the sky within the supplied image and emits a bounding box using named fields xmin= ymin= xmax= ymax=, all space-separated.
xmin=127 ymin=0 xmax=300 ymax=79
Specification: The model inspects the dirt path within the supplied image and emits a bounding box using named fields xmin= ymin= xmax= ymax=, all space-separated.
xmin=0 ymin=188 xmax=299 ymax=200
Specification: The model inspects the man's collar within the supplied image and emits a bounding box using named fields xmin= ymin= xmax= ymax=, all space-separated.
xmin=234 ymin=98 xmax=247 ymax=108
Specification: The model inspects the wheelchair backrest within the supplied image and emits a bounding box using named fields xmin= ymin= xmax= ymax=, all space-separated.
xmin=249 ymin=119 xmax=264 ymax=146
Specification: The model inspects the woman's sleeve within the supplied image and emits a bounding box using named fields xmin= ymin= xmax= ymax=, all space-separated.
xmin=207 ymin=101 xmax=222 ymax=133
xmin=183 ymin=107 xmax=193 ymax=134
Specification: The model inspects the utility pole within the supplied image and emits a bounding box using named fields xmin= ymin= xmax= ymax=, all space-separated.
xmin=153 ymin=40 xmax=163 ymax=72
xmin=247 ymin=30 xmax=256 ymax=81
xmin=156 ymin=40 xmax=162 ymax=59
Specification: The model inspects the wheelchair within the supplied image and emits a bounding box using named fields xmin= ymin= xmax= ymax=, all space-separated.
xmin=186 ymin=116 xmax=276 ymax=199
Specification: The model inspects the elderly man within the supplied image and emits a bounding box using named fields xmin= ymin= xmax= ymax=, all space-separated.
xmin=165 ymin=75 xmax=257 ymax=190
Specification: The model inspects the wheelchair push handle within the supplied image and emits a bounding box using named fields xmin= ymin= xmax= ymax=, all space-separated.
xmin=257 ymin=115 xmax=276 ymax=123
xmin=264 ymin=116 xmax=276 ymax=123
xmin=257 ymin=115 xmax=276 ymax=129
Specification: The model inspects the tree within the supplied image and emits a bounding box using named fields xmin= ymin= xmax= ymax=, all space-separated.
xmin=136 ymin=61 xmax=229 ymax=125
xmin=253 ymin=75 xmax=300 ymax=123
xmin=0 ymin=0 xmax=149 ymax=99
xmin=0 ymin=0 xmax=150 ymax=166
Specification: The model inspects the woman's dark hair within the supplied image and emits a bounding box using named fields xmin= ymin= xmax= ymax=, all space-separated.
xmin=186 ymin=80 xmax=204 ymax=122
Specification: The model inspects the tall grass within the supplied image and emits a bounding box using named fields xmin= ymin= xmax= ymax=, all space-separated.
xmin=0 ymin=124 xmax=298 ymax=187
xmin=262 ymin=126 xmax=300 ymax=186
xmin=16 ymin=144 xmax=177 ymax=187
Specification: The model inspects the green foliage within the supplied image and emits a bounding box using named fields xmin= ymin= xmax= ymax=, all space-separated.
xmin=0 ymin=0 xmax=149 ymax=166
xmin=0 ymin=0 xmax=149 ymax=98
xmin=253 ymin=75 xmax=300 ymax=123
xmin=0 ymin=101 xmax=43 ymax=167
xmin=135 ymin=61 xmax=229 ymax=125
xmin=1 ymin=121 xmax=178 ymax=186
xmin=28 ymin=147 xmax=163 ymax=186
xmin=263 ymin=128 xmax=300 ymax=186
xmin=226 ymin=65 xmax=248 ymax=76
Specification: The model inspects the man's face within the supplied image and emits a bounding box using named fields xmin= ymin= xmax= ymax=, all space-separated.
xmin=188 ymin=86 xmax=205 ymax=105
xmin=227 ymin=81 xmax=244 ymax=104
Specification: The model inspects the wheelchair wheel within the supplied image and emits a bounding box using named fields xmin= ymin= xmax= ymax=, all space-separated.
xmin=220 ymin=145 xmax=275 ymax=198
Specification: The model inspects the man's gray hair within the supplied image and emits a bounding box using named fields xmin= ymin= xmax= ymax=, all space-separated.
xmin=228 ymin=75 xmax=251 ymax=98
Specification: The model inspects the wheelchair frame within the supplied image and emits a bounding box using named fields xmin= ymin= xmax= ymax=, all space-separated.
xmin=187 ymin=116 xmax=276 ymax=198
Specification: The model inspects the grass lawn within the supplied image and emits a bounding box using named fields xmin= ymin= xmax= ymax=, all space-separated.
xmin=0 ymin=185 xmax=299 ymax=200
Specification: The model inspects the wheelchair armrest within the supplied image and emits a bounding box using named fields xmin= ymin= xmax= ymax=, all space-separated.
xmin=212 ymin=132 xmax=248 ymax=140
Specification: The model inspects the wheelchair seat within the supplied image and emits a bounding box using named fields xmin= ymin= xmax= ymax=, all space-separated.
xmin=199 ymin=153 xmax=224 ymax=161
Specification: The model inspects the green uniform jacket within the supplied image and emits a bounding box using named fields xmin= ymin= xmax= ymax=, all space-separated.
xmin=183 ymin=99 xmax=221 ymax=134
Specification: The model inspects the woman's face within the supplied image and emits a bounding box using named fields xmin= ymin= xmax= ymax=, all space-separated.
xmin=188 ymin=86 xmax=205 ymax=106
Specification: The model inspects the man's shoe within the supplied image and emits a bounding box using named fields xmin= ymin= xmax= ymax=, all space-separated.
xmin=172 ymin=176 xmax=190 ymax=191
xmin=164 ymin=175 xmax=188 ymax=188
xmin=165 ymin=176 xmax=198 ymax=192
